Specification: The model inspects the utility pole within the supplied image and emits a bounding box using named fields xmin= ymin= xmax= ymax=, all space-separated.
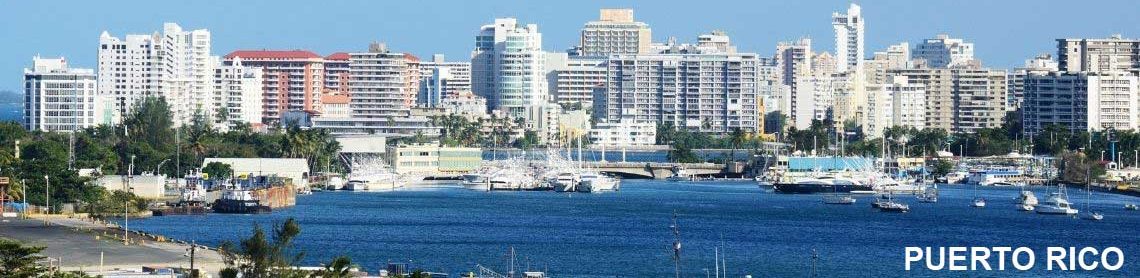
xmin=125 ymin=155 xmax=134 ymax=245
xmin=44 ymin=176 xmax=49 ymax=215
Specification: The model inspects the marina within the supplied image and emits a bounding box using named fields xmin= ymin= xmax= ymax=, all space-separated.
xmin=121 ymin=180 xmax=1140 ymax=277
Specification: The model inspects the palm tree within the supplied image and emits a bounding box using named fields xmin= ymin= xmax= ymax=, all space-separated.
xmin=314 ymin=256 xmax=355 ymax=278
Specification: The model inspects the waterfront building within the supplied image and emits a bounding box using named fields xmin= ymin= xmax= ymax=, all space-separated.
xmin=471 ymin=18 xmax=548 ymax=119
xmin=594 ymin=49 xmax=761 ymax=134
xmin=1022 ymin=71 xmax=1140 ymax=135
xmin=418 ymin=54 xmax=471 ymax=108
xmin=546 ymin=53 xmax=606 ymax=108
xmin=97 ymin=29 xmax=158 ymax=125
xmin=864 ymin=76 xmax=926 ymax=137
xmin=223 ymin=50 xmax=325 ymax=126
xmin=913 ymin=34 xmax=975 ymax=68
xmin=1058 ymin=35 xmax=1140 ymax=75
xmin=589 ymin=118 xmax=657 ymax=148
xmin=158 ymin=23 xmax=215 ymax=128
xmin=1007 ymin=54 xmax=1059 ymax=110
xmin=309 ymin=43 xmax=436 ymax=136
xmin=211 ymin=57 xmax=264 ymax=130
xmin=95 ymin=175 xmax=167 ymax=199
xmin=579 ymin=8 xmax=652 ymax=58
xmin=386 ymin=143 xmax=482 ymax=174
xmin=889 ymin=65 xmax=1008 ymax=133
xmin=23 ymin=56 xmax=101 ymax=132
xmin=832 ymin=3 xmax=864 ymax=73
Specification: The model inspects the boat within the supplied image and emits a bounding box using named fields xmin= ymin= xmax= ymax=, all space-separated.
xmin=1016 ymin=189 xmax=1039 ymax=206
xmin=1125 ymin=204 xmax=1139 ymax=211
xmin=461 ymin=173 xmax=491 ymax=191
xmin=1081 ymin=181 xmax=1103 ymax=221
xmin=343 ymin=180 xmax=370 ymax=191
xmin=212 ymin=189 xmax=271 ymax=214
xmin=552 ymin=172 xmax=579 ymax=192
xmin=1036 ymin=186 xmax=1079 ymax=215
xmin=941 ymin=171 xmax=968 ymax=184
xmin=972 ymin=198 xmax=986 ymax=208
xmin=773 ymin=176 xmax=874 ymax=194
xmin=822 ymin=194 xmax=856 ymax=205
xmin=878 ymin=201 xmax=910 ymax=213
xmin=577 ymin=172 xmax=620 ymax=193
xmin=1019 ymin=204 xmax=1035 ymax=211
xmin=917 ymin=184 xmax=938 ymax=203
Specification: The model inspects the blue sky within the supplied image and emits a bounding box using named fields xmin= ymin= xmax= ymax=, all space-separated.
xmin=3 ymin=0 xmax=1140 ymax=93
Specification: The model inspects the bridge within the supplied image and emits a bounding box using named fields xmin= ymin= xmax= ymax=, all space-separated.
xmin=585 ymin=162 xmax=724 ymax=179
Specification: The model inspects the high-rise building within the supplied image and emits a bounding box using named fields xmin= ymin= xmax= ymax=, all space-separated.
xmin=1022 ymin=72 xmax=1140 ymax=135
xmin=23 ymin=57 xmax=100 ymax=132
xmin=832 ymin=3 xmax=864 ymax=73
xmin=471 ymin=18 xmax=548 ymax=119
xmin=348 ymin=43 xmax=416 ymax=119
xmin=418 ymin=54 xmax=471 ymax=108
xmin=212 ymin=57 xmax=264 ymax=129
xmin=579 ymin=8 xmax=652 ymax=57
xmin=594 ymin=52 xmax=761 ymax=134
xmin=913 ymin=34 xmax=975 ymax=68
xmin=223 ymin=50 xmax=326 ymax=125
xmin=546 ymin=53 xmax=606 ymax=108
xmin=1057 ymin=35 xmax=1140 ymax=75
xmin=323 ymin=52 xmax=351 ymax=97
xmin=864 ymin=76 xmax=926 ymax=137
xmin=889 ymin=66 xmax=1007 ymax=133
xmin=1007 ymin=54 xmax=1059 ymax=110
xmin=776 ymin=39 xmax=813 ymax=127
xmin=98 ymin=23 xmax=213 ymax=127
xmin=98 ymin=30 xmax=159 ymax=124
xmin=864 ymin=43 xmax=911 ymax=85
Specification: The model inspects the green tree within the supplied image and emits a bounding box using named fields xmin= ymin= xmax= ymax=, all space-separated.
xmin=0 ymin=239 xmax=49 ymax=277
xmin=313 ymin=256 xmax=356 ymax=278
xmin=218 ymin=218 xmax=306 ymax=278
xmin=203 ymin=162 xmax=234 ymax=180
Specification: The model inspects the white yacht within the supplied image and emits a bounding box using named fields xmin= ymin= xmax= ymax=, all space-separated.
xmin=578 ymin=172 xmax=620 ymax=193
xmin=344 ymin=180 xmax=370 ymax=191
xmin=1036 ymin=189 xmax=1079 ymax=215
xmin=972 ymin=198 xmax=987 ymax=208
xmin=552 ymin=172 xmax=580 ymax=192
xmin=461 ymin=173 xmax=491 ymax=191
xmin=1016 ymin=189 xmax=1038 ymax=211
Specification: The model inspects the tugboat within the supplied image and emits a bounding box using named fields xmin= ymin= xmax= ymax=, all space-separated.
xmin=212 ymin=189 xmax=271 ymax=214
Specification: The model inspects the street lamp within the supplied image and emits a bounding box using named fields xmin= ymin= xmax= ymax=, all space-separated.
xmin=1101 ymin=150 xmax=1106 ymax=162
xmin=156 ymin=159 xmax=170 ymax=176
xmin=43 ymin=175 xmax=49 ymax=215
xmin=125 ymin=155 xmax=135 ymax=245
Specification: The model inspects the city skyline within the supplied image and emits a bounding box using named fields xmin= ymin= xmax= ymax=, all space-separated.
xmin=4 ymin=0 xmax=1140 ymax=93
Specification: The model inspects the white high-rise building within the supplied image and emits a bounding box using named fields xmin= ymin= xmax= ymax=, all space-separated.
xmin=212 ymin=57 xmax=264 ymax=130
xmin=23 ymin=56 xmax=100 ymax=132
xmin=158 ymin=23 xmax=214 ymax=127
xmin=98 ymin=23 xmax=213 ymax=127
xmin=98 ymin=31 xmax=159 ymax=124
xmin=418 ymin=54 xmax=471 ymax=108
xmin=579 ymin=8 xmax=652 ymax=57
xmin=832 ymin=3 xmax=864 ymax=73
xmin=1057 ymin=35 xmax=1140 ymax=75
xmin=471 ymin=18 xmax=548 ymax=119
xmin=913 ymin=34 xmax=975 ymax=68
xmin=546 ymin=53 xmax=606 ymax=108
xmin=776 ymin=39 xmax=813 ymax=127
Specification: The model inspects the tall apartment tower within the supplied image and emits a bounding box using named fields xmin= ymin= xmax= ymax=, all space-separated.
xmin=223 ymin=50 xmax=325 ymax=125
xmin=546 ymin=53 xmax=606 ymax=108
xmin=890 ymin=66 xmax=1008 ymax=133
xmin=579 ymin=9 xmax=652 ymax=58
xmin=212 ymin=57 xmax=264 ymax=129
xmin=98 ymin=30 xmax=159 ymax=124
xmin=98 ymin=23 xmax=213 ymax=127
xmin=1057 ymin=35 xmax=1140 ymax=75
xmin=349 ymin=42 xmax=417 ymax=119
xmin=158 ymin=23 xmax=214 ymax=127
xmin=913 ymin=34 xmax=975 ymax=68
xmin=776 ymin=39 xmax=813 ymax=128
xmin=1022 ymin=72 xmax=1140 ymax=135
xmin=471 ymin=18 xmax=548 ymax=118
xmin=418 ymin=54 xmax=472 ymax=108
xmin=832 ymin=3 xmax=864 ymax=73
xmin=23 ymin=57 xmax=100 ymax=132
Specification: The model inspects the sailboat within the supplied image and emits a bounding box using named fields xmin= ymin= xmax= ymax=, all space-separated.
xmin=971 ymin=182 xmax=986 ymax=208
xmin=1081 ymin=169 xmax=1103 ymax=221
xmin=877 ymin=192 xmax=910 ymax=213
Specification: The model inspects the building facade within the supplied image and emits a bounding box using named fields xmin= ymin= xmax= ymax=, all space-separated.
xmin=98 ymin=30 xmax=159 ymax=125
xmin=832 ymin=3 xmax=864 ymax=73
xmin=418 ymin=54 xmax=471 ymax=108
xmin=579 ymin=8 xmax=652 ymax=57
xmin=223 ymin=50 xmax=326 ymax=125
xmin=1022 ymin=72 xmax=1140 ymax=135
xmin=589 ymin=118 xmax=657 ymax=147
xmin=595 ymin=52 xmax=761 ymax=134
xmin=864 ymin=76 xmax=926 ymax=137
xmin=547 ymin=53 xmax=606 ymax=108
xmin=23 ymin=57 xmax=100 ymax=132
xmin=212 ymin=57 xmax=264 ymax=129
xmin=1057 ymin=35 xmax=1140 ymax=75
xmin=471 ymin=18 xmax=548 ymax=119
xmin=913 ymin=34 xmax=975 ymax=68
xmin=890 ymin=66 xmax=1007 ymax=133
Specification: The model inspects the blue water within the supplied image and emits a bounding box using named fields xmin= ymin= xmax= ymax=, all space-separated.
xmin=125 ymin=181 xmax=1140 ymax=277
xmin=0 ymin=102 xmax=19 ymax=122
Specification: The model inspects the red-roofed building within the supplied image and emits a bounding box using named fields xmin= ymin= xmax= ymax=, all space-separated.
xmin=324 ymin=52 xmax=350 ymax=97
xmin=224 ymin=50 xmax=326 ymax=125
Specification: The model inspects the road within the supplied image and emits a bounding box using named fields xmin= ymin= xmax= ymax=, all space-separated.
xmin=0 ymin=216 xmax=225 ymax=275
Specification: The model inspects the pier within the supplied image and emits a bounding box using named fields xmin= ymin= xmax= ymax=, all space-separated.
xmin=586 ymin=162 xmax=723 ymax=179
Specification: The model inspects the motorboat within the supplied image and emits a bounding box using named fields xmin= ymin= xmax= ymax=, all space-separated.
xmin=1016 ymin=190 xmax=1039 ymax=206
xmin=822 ymin=194 xmax=856 ymax=205
xmin=666 ymin=168 xmax=694 ymax=182
xmin=972 ymin=198 xmax=986 ymax=208
xmin=578 ymin=172 xmax=620 ymax=193
xmin=1018 ymin=204 xmax=1035 ymax=211
xmin=343 ymin=180 xmax=370 ymax=191
xmin=461 ymin=173 xmax=491 ymax=191
xmin=773 ymin=176 xmax=873 ymax=194
xmin=1125 ymin=204 xmax=1139 ymax=211
xmin=1036 ymin=191 xmax=1079 ymax=215
xmin=552 ymin=172 xmax=579 ymax=192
